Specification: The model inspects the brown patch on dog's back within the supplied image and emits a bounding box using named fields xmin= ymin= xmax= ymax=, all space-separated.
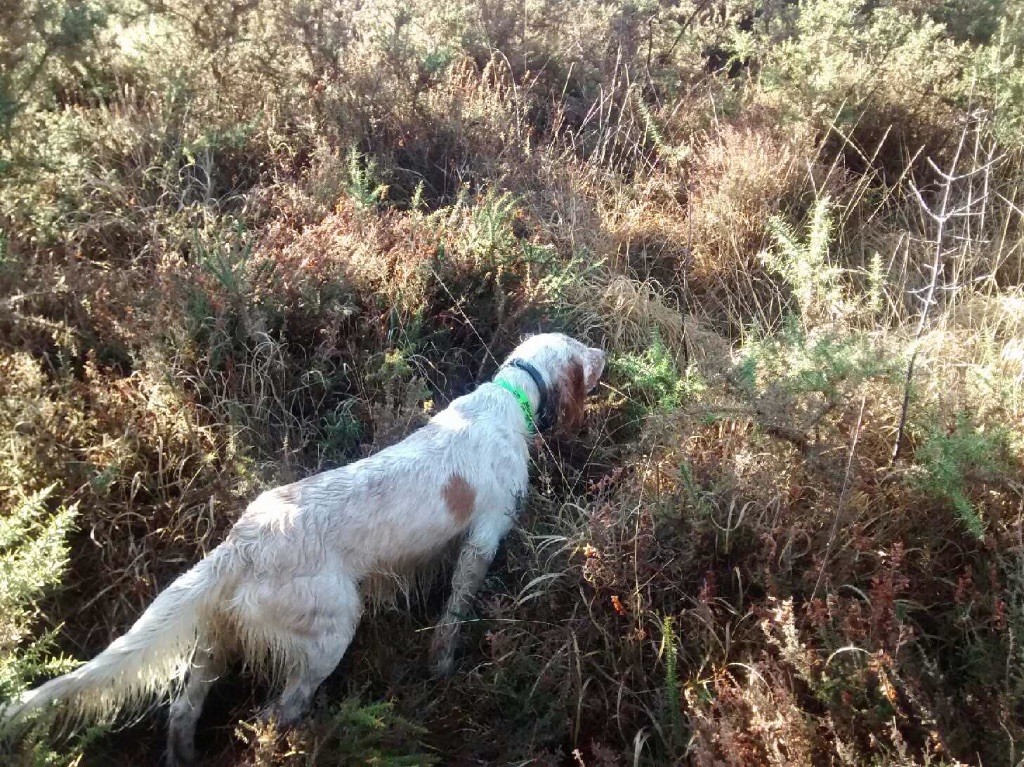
xmin=442 ymin=474 xmax=476 ymax=524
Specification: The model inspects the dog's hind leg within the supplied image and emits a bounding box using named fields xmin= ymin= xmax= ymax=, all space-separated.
xmin=166 ymin=635 xmax=227 ymax=767
xmin=265 ymin=574 xmax=362 ymax=726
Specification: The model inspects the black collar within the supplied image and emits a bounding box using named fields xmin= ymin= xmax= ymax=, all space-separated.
xmin=503 ymin=359 xmax=555 ymax=432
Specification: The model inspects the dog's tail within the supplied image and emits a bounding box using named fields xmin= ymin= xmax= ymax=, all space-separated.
xmin=1 ymin=546 xmax=234 ymax=729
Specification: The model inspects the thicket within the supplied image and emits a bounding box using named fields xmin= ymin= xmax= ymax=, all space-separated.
xmin=1 ymin=1 xmax=1023 ymax=764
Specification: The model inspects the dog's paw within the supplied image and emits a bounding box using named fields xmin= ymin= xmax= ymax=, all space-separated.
xmin=164 ymin=735 xmax=197 ymax=767
xmin=429 ymin=639 xmax=456 ymax=677
xmin=429 ymin=623 xmax=458 ymax=677
xmin=432 ymin=653 xmax=455 ymax=678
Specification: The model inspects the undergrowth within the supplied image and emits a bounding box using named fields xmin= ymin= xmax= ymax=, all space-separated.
xmin=1 ymin=1 xmax=1023 ymax=765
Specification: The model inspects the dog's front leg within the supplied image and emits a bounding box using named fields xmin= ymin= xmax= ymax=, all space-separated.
xmin=430 ymin=542 xmax=494 ymax=676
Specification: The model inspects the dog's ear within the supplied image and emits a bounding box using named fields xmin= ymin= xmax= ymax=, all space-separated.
xmin=553 ymin=358 xmax=588 ymax=437
xmin=583 ymin=347 xmax=606 ymax=391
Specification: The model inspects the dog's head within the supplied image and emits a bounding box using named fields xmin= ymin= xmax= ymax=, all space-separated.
xmin=501 ymin=333 xmax=606 ymax=436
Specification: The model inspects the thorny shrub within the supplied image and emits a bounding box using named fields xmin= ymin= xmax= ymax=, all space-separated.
xmin=1 ymin=1 xmax=1023 ymax=765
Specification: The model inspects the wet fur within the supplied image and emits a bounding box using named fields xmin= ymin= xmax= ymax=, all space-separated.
xmin=0 ymin=333 xmax=605 ymax=765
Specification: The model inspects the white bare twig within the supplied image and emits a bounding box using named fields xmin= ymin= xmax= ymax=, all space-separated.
xmin=892 ymin=119 xmax=986 ymax=464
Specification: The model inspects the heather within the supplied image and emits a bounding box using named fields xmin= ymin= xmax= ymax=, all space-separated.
xmin=2 ymin=1 xmax=1023 ymax=764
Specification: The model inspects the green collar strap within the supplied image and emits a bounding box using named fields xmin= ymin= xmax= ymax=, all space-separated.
xmin=494 ymin=378 xmax=536 ymax=434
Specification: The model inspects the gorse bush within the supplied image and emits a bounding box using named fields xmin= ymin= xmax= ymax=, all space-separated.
xmin=914 ymin=413 xmax=1017 ymax=539
xmin=611 ymin=334 xmax=704 ymax=416
xmin=237 ymin=696 xmax=437 ymax=767
xmin=0 ymin=487 xmax=77 ymax=702
xmin=345 ymin=147 xmax=389 ymax=210
xmin=744 ymin=0 xmax=970 ymax=172
xmin=738 ymin=321 xmax=899 ymax=405
xmin=0 ymin=0 xmax=109 ymax=133
xmin=761 ymin=196 xmax=846 ymax=325
xmin=1 ymin=0 xmax=1023 ymax=764
xmin=0 ymin=487 xmax=103 ymax=767
xmin=968 ymin=0 xmax=1024 ymax=147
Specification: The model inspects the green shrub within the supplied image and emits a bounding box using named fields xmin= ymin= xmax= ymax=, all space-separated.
xmin=319 ymin=405 xmax=363 ymax=464
xmin=659 ymin=615 xmax=685 ymax=753
xmin=239 ymin=696 xmax=438 ymax=766
xmin=914 ymin=413 xmax=1016 ymax=539
xmin=612 ymin=335 xmax=704 ymax=415
xmin=760 ymin=195 xmax=847 ymax=326
xmin=970 ymin=1 xmax=1024 ymax=148
xmin=346 ymin=146 xmax=389 ymax=209
xmin=747 ymin=0 xmax=966 ymax=142
xmin=0 ymin=486 xmax=77 ymax=701
xmin=738 ymin=321 xmax=898 ymax=404
xmin=0 ymin=0 xmax=109 ymax=134
xmin=0 ymin=486 xmax=104 ymax=766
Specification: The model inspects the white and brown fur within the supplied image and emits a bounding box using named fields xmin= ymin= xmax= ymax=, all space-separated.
xmin=0 ymin=333 xmax=606 ymax=765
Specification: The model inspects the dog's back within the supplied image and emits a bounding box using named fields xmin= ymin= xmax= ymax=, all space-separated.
xmin=227 ymin=383 xmax=530 ymax=578
xmin=1 ymin=332 xmax=605 ymax=766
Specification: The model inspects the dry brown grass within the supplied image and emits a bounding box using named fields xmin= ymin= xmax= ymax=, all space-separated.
xmin=687 ymin=125 xmax=813 ymax=279
xmin=2 ymin=1 xmax=1024 ymax=765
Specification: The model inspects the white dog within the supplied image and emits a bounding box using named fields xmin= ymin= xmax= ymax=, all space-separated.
xmin=2 ymin=333 xmax=605 ymax=765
